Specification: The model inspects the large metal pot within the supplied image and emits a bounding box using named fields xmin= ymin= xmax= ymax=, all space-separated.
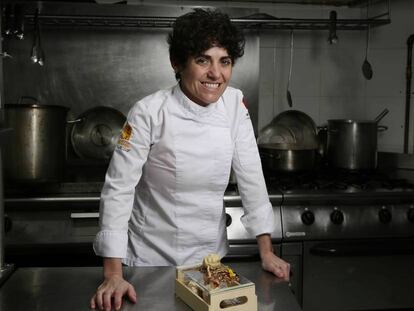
xmin=327 ymin=119 xmax=387 ymax=170
xmin=3 ymin=103 xmax=69 ymax=182
xmin=258 ymin=144 xmax=316 ymax=172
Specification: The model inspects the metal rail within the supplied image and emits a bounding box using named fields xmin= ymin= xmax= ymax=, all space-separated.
xmin=20 ymin=14 xmax=390 ymax=30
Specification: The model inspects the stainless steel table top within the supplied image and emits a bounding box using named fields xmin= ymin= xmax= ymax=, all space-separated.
xmin=0 ymin=262 xmax=301 ymax=311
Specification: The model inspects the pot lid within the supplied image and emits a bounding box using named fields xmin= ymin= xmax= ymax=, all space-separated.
xmin=71 ymin=106 xmax=126 ymax=160
xmin=258 ymin=110 xmax=318 ymax=149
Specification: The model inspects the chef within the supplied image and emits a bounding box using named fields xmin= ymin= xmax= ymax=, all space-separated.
xmin=90 ymin=8 xmax=290 ymax=311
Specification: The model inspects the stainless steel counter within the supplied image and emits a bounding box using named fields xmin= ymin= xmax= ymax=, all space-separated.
xmin=0 ymin=262 xmax=301 ymax=311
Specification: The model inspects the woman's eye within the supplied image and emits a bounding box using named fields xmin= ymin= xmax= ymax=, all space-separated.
xmin=221 ymin=59 xmax=232 ymax=66
xmin=196 ymin=58 xmax=209 ymax=65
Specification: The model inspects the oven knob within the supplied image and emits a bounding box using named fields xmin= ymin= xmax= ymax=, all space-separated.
xmin=378 ymin=207 xmax=392 ymax=224
xmin=407 ymin=207 xmax=414 ymax=223
xmin=301 ymin=210 xmax=315 ymax=225
xmin=225 ymin=213 xmax=232 ymax=227
xmin=330 ymin=209 xmax=344 ymax=225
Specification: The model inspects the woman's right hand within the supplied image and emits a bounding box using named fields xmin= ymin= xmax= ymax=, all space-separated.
xmin=90 ymin=257 xmax=137 ymax=311
xmin=90 ymin=274 xmax=137 ymax=311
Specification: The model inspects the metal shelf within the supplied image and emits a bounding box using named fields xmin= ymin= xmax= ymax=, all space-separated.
xmin=23 ymin=13 xmax=390 ymax=30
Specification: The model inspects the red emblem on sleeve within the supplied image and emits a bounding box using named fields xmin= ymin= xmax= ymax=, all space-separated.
xmin=242 ymin=97 xmax=249 ymax=109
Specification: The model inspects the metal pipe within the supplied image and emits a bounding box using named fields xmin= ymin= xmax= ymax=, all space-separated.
xmin=0 ymin=150 xmax=5 ymax=270
xmin=403 ymin=34 xmax=414 ymax=153
xmin=0 ymin=129 xmax=14 ymax=286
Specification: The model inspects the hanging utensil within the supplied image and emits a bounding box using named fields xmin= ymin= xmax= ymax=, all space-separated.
xmin=36 ymin=11 xmax=45 ymax=66
xmin=13 ymin=4 xmax=25 ymax=40
xmin=30 ymin=9 xmax=39 ymax=63
xmin=374 ymin=108 xmax=389 ymax=123
xmin=286 ymin=30 xmax=294 ymax=107
xmin=362 ymin=0 xmax=373 ymax=80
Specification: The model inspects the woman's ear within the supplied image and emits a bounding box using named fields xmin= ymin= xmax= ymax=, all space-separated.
xmin=170 ymin=59 xmax=181 ymax=80
xmin=170 ymin=58 xmax=179 ymax=73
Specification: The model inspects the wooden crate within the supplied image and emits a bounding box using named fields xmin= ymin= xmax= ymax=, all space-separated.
xmin=175 ymin=264 xmax=257 ymax=311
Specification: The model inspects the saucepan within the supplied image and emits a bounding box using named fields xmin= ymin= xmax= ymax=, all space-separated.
xmin=327 ymin=109 xmax=389 ymax=170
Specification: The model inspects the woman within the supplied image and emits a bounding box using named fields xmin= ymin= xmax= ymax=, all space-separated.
xmin=90 ymin=8 xmax=290 ymax=311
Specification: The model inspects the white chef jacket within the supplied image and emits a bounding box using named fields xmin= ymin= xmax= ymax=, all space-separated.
xmin=93 ymin=84 xmax=275 ymax=266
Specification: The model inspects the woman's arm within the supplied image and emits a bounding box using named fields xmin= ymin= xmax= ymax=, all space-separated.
xmin=90 ymin=258 xmax=137 ymax=311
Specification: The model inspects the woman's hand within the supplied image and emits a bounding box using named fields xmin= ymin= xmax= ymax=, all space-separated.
xmin=260 ymin=251 xmax=290 ymax=281
xmin=256 ymin=234 xmax=290 ymax=281
xmin=91 ymin=258 xmax=137 ymax=311
xmin=90 ymin=274 xmax=137 ymax=311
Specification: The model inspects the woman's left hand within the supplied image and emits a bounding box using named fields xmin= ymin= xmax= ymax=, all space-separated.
xmin=261 ymin=251 xmax=290 ymax=281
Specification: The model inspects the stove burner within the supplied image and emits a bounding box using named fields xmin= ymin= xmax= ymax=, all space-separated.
xmin=264 ymin=168 xmax=414 ymax=192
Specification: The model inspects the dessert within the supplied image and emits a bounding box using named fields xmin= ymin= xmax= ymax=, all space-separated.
xmin=175 ymin=253 xmax=257 ymax=311
xmin=199 ymin=253 xmax=240 ymax=289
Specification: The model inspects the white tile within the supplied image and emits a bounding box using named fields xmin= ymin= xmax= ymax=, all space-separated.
xmin=319 ymin=96 xmax=366 ymax=121
xmin=365 ymin=48 xmax=405 ymax=97
xmin=274 ymin=47 xmax=322 ymax=97
xmin=320 ymin=46 xmax=367 ymax=97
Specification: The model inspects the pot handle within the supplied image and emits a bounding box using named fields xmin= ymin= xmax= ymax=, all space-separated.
xmin=377 ymin=125 xmax=388 ymax=132
xmin=18 ymin=96 xmax=38 ymax=104
xmin=67 ymin=118 xmax=84 ymax=124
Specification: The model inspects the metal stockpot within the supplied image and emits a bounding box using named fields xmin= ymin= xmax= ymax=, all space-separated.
xmin=327 ymin=119 xmax=387 ymax=170
xmin=3 ymin=103 xmax=69 ymax=182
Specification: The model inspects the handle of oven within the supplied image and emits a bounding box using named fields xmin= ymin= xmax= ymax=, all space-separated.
xmin=310 ymin=240 xmax=414 ymax=256
xmin=70 ymin=212 xmax=100 ymax=219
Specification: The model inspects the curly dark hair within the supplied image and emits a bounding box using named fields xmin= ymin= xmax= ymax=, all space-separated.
xmin=168 ymin=9 xmax=245 ymax=80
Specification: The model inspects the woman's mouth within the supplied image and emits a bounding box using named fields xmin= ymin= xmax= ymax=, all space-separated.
xmin=202 ymin=82 xmax=220 ymax=89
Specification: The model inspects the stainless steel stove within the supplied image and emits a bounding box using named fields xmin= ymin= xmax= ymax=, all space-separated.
xmin=269 ymin=168 xmax=414 ymax=311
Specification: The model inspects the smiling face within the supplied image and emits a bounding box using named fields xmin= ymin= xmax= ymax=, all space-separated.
xmin=173 ymin=46 xmax=233 ymax=107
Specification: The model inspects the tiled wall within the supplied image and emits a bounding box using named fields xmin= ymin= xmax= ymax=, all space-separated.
xmin=257 ymin=0 xmax=413 ymax=153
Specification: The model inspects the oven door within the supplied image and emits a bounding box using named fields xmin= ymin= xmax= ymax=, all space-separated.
xmin=302 ymin=238 xmax=414 ymax=311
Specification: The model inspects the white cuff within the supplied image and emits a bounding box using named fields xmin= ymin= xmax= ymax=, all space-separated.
xmin=93 ymin=230 xmax=128 ymax=258
xmin=240 ymin=202 xmax=275 ymax=237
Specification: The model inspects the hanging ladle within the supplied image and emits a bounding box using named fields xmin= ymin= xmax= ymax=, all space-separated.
xmin=374 ymin=108 xmax=389 ymax=123
xmin=362 ymin=1 xmax=373 ymax=80
xmin=286 ymin=30 xmax=294 ymax=107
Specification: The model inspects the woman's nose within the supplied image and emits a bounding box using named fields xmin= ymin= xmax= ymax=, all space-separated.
xmin=207 ymin=63 xmax=221 ymax=79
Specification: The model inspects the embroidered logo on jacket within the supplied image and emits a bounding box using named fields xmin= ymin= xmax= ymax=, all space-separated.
xmin=117 ymin=122 xmax=133 ymax=152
